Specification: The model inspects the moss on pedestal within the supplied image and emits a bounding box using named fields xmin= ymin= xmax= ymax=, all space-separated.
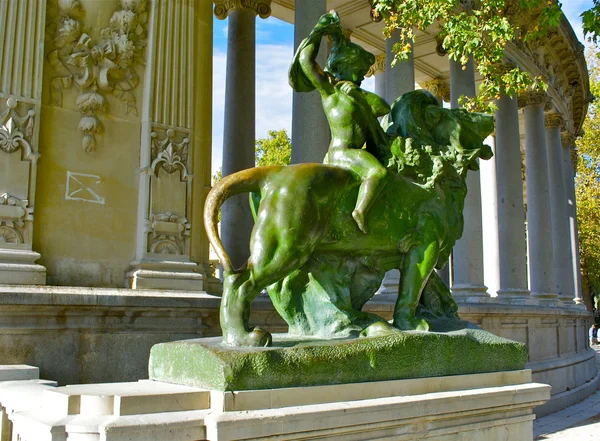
xmin=148 ymin=329 xmax=527 ymax=391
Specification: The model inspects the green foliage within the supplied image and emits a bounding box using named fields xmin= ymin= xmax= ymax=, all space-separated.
xmin=576 ymin=47 xmax=600 ymax=296
xmin=371 ymin=0 xmax=562 ymax=111
xmin=255 ymin=129 xmax=292 ymax=167
xmin=582 ymin=0 xmax=600 ymax=43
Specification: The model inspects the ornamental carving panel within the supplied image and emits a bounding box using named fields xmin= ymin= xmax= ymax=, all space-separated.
xmin=0 ymin=193 xmax=31 ymax=247
xmin=150 ymin=129 xmax=191 ymax=180
xmin=46 ymin=0 xmax=148 ymax=152
xmin=147 ymin=212 xmax=190 ymax=255
xmin=0 ymin=98 xmax=36 ymax=159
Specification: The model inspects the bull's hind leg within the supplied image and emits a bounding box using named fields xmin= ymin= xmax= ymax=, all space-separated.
xmin=220 ymin=234 xmax=316 ymax=347
xmin=393 ymin=238 xmax=439 ymax=331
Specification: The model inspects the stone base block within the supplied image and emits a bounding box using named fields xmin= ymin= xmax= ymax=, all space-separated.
xmin=0 ymin=249 xmax=46 ymax=285
xmin=6 ymin=371 xmax=550 ymax=441
xmin=149 ymin=330 xmax=528 ymax=391
xmin=126 ymin=259 xmax=204 ymax=291
xmin=0 ymin=366 xmax=38 ymax=382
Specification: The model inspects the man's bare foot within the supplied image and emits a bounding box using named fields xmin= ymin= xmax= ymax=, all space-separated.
xmin=352 ymin=209 xmax=369 ymax=234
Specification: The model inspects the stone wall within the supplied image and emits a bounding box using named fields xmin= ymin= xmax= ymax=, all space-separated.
xmin=0 ymin=286 xmax=593 ymax=416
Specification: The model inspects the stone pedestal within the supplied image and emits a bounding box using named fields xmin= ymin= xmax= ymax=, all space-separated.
xmin=5 ymin=370 xmax=549 ymax=441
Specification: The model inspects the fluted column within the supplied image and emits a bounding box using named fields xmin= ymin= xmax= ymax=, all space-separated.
xmin=291 ymin=0 xmax=328 ymax=164
xmin=561 ymin=133 xmax=584 ymax=306
xmin=520 ymin=91 xmax=556 ymax=302
xmin=545 ymin=114 xmax=574 ymax=304
xmin=493 ymin=91 xmax=529 ymax=299
xmin=216 ymin=0 xmax=271 ymax=270
xmin=0 ymin=0 xmax=47 ymax=284
xmin=127 ymin=0 xmax=215 ymax=290
xmin=385 ymin=31 xmax=414 ymax=102
xmin=450 ymin=58 xmax=488 ymax=299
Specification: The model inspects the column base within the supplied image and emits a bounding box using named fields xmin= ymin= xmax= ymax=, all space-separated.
xmin=198 ymin=262 xmax=222 ymax=294
xmin=126 ymin=259 xmax=204 ymax=291
xmin=451 ymin=284 xmax=489 ymax=302
xmin=495 ymin=289 xmax=535 ymax=305
xmin=0 ymin=249 xmax=46 ymax=285
xmin=530 ymin=292 xmax=559 ymax=306
xmin=376 ymin=269 xmax=400 ymax=295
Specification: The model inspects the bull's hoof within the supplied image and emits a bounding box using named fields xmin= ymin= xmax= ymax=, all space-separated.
xmin=360 ymin=321 xmax=403 ymax=338
xmin=393 ymin=316 xmax=430 ymax=331
xmin=223 ymin=327 xmax=273 ymax=347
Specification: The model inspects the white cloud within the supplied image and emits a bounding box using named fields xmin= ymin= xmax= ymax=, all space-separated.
xmin=561 ymin=1 xmax=594 ymax=44
xmin=212 ymin=43 xmax=293 ymax=174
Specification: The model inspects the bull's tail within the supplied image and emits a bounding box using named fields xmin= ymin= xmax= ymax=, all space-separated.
xmin=204 ymin=166 xmax=283 ymax=274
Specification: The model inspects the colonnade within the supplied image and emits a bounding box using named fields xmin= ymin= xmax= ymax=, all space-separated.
xmin=216 ymin=1 xmax=584 ymax=307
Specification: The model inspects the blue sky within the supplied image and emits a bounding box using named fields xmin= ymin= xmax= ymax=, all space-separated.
xmin=211 ymin=2 xmax=595 ymax=173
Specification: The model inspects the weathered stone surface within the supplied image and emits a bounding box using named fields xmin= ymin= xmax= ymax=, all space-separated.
xmin=149 ymin=329 xmax=528 ymax=391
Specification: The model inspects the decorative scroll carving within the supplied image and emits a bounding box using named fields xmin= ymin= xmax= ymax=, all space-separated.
xmin=544 ymin=113 xmax=563 ymax=129
xmin=150 ymin=129 xmax=191 ymax=180
xmin=421 ymin=79 xmax=451 ymax=102
xmin=214 ymin=0 xmax=272 ymax=20
xmin=0 ymin=193 xmax=31 ymax=246
xmin=147 ymin=212 xmax=190 ymax=255
xmin=366 ymin=54 xmax=386 ymax=78
xmin=561 ymin=131 xmax=576 ymax=148
xmin=518 ymin=90 xmax=548 ymax=108
xmin=0 ymin=98 xmax=36 ymax=159
xmin=47 ymin=0 xmax=148 ymax=152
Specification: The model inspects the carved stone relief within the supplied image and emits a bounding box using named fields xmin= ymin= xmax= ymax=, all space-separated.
xmin=46 ymin=0 xmax=148 ymax=152
xmin=0 ymin=193 xmax=31 ymax=246
xmin=150 ymin=128 xmax=192 ymax=180
xmin=144 ymin=126 xmax=194 ymax=257
xmin=0 ymin=98 xmax=37 ymax=159
xmin=147 ymin=212 xmax=190 ymax=255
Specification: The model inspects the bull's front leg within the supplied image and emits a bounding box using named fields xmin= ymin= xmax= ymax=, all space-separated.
xmin=393 ymin=237 xmax=439 ymax=331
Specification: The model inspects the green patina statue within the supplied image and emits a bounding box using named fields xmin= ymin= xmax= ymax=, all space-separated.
xmin=204 ymin=12 xmax=494 ymax=347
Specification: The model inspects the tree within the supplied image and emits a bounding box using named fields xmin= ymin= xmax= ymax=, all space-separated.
xmin=370 ymin=0 xmax=564 ymax=111
xmin=576 ymin=47 xmax=600 ymax=300
xmin=212 ymin=129 xmax=292 ymax=185
xmin=255 ymin=129 xmax=292 ymax=167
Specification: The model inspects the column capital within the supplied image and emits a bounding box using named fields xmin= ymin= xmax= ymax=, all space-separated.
xmin=544 ymin=113 xmax=563 ymax=129
xmin=366 ymin=54 xmax=386 ymax=77
xmin=421 ymin=78 xmax=451 ymax=102
xmin=561 ymin=131 xmax=576 ymax=148
xmin=518 ymin=90 xmax=548 ymax=108
xmin=214 ymin=0 xmax=271 ymax=20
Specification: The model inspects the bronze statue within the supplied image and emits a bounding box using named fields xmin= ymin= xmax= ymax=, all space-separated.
xmin=204 ymin=12 xmax=494 ymax=347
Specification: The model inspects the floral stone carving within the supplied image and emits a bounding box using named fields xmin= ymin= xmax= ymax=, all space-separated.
xmin=150 ymin=129 xmax=192 ymax=180
xmin=0 ymin=98 xmax=36 ymax=159
xmin=47 ymin=0 xmax=148 ymax=152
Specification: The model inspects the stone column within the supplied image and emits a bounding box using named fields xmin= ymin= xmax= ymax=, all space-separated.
xmin=127 ymin=0 xmax=217 ymax=290
xmin=385 ymin=31 xmax=414 ymax=102
xmin=545 ymin=114 xmax=574 ymax=304
xmin=217 ymin=0 xmax=271 ymax=271
xmin=449 ymin=58 xmax=488 ymax=299
xmin=561 ymin=133 xmax=584 ymax=306
xmin=291 ymin=0 xmax=329 ymax=164
xmin=0 ymin=0 xmax=47 ymax=284
xmin=493 ymin=91 xmax=529 ymax=299
xmin=520 ymin=91 xmax=556 ymax=302
xmin=368 ymin=54 xmax=387 ymax=100
xmin=480 ymin=134 xmax=499 ymax=296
